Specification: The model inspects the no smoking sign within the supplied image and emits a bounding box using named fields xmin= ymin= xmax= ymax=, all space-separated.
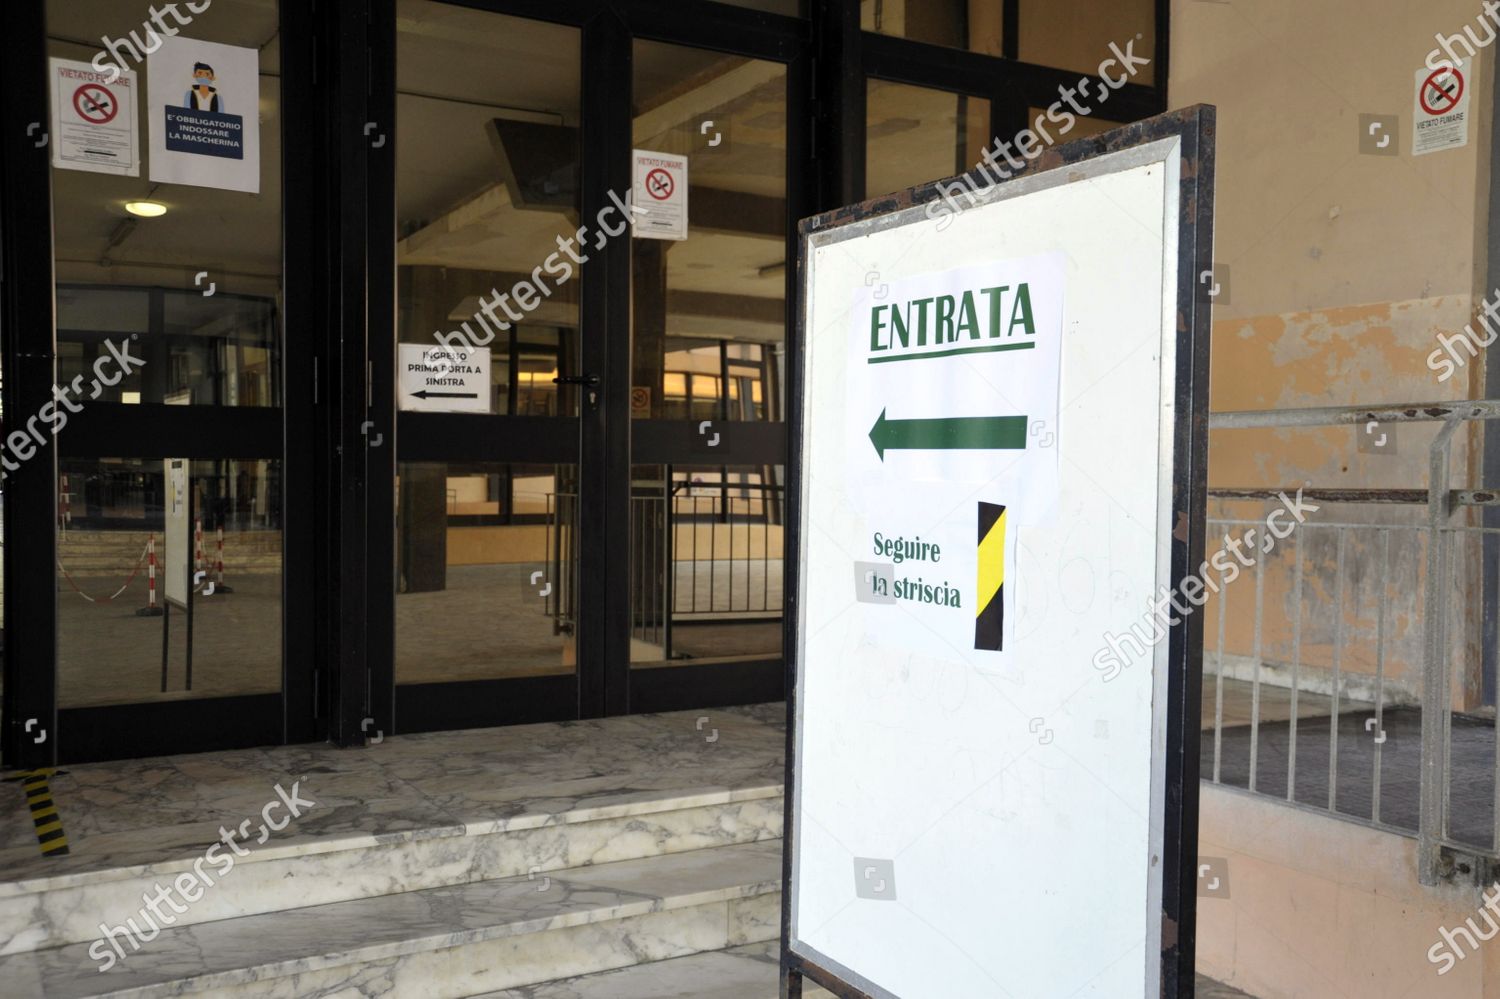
xmin=1419 ymin=66 xmax=1463 ymax=115
xmin=645 ymin=168 xmax=674 ymax=200
xmin=73 ymin=84 xmax=118 ymax=124
xmin=50 ymin=57 xmax=139 ymax=177
xmin=632 ymin=149 xmax=688 ymax=241
xmin=1413 ymin=60 xmax=1472 ymax=156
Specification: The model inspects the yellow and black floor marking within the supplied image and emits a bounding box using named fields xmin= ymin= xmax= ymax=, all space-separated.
xmin=976 ymin=502 xmax=1006 ymax=651
xmin=3 ymin=769 xmax=69 ymax=856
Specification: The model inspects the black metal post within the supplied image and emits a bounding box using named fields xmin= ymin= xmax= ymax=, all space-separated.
xmin=0 ymin=0 xmax=59 ymax=770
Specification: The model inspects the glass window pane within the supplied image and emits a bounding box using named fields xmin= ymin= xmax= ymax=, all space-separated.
xmin=395 ymin=4 xmax=581 ymax=687
xmin=396 ymin=463 xmax=578 ymax=682
xmin=57 ymin=458 xmax=282 ymax=708
xmin=631 ymin=41 xmax=787 ymax=423
xmin=630 ymin=464 xmax=785 ymax=665
xmin=862 ymin=0 xmax=1005 ymax=55
xmin=47 ymin=0 xmax=283 ymax=408
xmin=1028 ymin=107 xmax=1126 ymax=143
xmin=48 ymin=0 xmax=286 ymax=711
xmin=867 ymin=81 xmax=990 ymax=198
xmin=396 ymin=1 xmax=581 ymax=418
xmin=861 ymin=2 xmax=1154 ymax=68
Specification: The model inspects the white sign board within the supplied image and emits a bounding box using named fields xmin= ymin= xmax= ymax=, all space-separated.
xmin=632 ymin=149 xmax=688 ymax=240
xmin=50 ymin=58 xmax=139 ymax=176
xmin=164 ymin=458 xmax=190 ymax=608
xmin=148 ymin=36 xmax=261 ymax=193
xmin=1413 ymin=60 xmax=1472 ymax=156
xmin=399 ymin=344 xmax=491 ymax=413
xmin=788 ymin=111 xmax=1212 ymax=998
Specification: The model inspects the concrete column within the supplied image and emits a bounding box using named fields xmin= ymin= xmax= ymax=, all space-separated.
xmin=632 ymin=239 xmax=669 ymax=419
xmin=630 ymin=239 xmax=672 ymax=655
xmin=399 ymin=464 xmax=448 ymax=594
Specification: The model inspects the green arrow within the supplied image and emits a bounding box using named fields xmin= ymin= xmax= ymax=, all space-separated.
xmin=868 ymin=408 xmax=1028 ymax=461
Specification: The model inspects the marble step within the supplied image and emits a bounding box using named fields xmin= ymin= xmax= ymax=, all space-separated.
xmin=469 ymin=941 xmax=836 ymax=998
xmin=2 ymin=840 xmax=783 ymax=998
xmin=0 ymin=782 xmax=783 ymax=955
xmin=468 ymin=941 xmax=1255 ymax=999
xmin=469 ymin=941 xmax=786 ymax=999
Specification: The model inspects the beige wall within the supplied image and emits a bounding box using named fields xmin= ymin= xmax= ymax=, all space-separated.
xmin=1172 ymin=0 xmax=1494 ymax=709
xmin=1199 ymin=783 xmax=1500 ymax=997
xmin=1174 ymin=4 xmax=1499 ymax=995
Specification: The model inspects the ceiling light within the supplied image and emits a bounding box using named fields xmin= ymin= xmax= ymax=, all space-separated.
xmin=124 ymin=201 xmax=167 ymax=218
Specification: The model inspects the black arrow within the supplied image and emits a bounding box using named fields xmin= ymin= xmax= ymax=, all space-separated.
xmin=412 ymin=390 xmax=479 ymax=399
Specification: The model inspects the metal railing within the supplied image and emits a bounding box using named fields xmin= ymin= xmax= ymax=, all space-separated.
xmin=1204 ymin=399 xmax=1500 ymax=885
xmin=629 ymin=477 xmax=785 ymax=658
xmin=546 ymin=480 xmax=785 ymax=655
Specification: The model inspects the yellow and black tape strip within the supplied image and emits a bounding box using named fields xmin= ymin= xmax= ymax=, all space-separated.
xmin=975 ymin=502 xmax=1006 ymax=651
xmin=11 ymin=769 xmax=69 ymax=856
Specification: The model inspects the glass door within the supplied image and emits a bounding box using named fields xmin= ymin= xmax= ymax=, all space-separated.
xmin=390 ymin=1 xmax=585 ymax=731
xmin=43 ymin=0 xmax=294 ymax=761
xmin=625 ymin=39 xmax=795 ymax=711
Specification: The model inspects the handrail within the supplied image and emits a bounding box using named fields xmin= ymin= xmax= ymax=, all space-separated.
xmin=1203 ymin=398 xmax=1500 ymax=886
xmin=1208 ymin=399 xmax=1500 ymax=430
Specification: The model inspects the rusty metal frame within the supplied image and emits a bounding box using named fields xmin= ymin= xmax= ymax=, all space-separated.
xmin=781 ymin=104 xmax=1216 ymax=998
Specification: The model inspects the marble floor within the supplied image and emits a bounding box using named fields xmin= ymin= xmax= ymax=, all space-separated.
xmin=0 ymin=704 xmax=786 ymax=884
xmin=477 ymin=941 xmax=1255 ymax=998
xmin=0 ymin=703 xmax=1267 ymax=996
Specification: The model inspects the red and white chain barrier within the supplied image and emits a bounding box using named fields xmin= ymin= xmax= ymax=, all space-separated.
xmin=57 ymin=538 xmax=150 ymax=604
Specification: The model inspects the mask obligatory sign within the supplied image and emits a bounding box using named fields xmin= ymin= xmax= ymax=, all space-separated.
xmin=148 ymin=35 xmax=261 ymax=193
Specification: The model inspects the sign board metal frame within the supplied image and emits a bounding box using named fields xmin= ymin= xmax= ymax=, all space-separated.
xmin=781 ymin=105 xmax=1215 ymax=998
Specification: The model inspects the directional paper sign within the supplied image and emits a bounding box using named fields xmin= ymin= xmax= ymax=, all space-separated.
xmin=843 ymin=253 xmax=1062 ymax=664
xmin=785 ymin=107 xmax=1215 ymax=999
xmin=399 ymin=344 xmax=491 ymax=413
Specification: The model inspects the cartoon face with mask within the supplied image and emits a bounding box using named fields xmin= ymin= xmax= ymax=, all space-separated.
xmin=183 ymin=62 xmax=223 ymax=113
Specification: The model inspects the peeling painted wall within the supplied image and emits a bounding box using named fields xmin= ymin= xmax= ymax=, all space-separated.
xmin=1174 ymin=0 xmax=1494 ymax=709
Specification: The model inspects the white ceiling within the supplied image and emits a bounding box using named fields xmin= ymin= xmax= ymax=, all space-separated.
xmin=43 ymin=0 xmax=966 ymax=345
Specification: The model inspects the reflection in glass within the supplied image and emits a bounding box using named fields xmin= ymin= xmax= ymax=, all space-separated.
xmin=56 ymin=458 xmax=282 ymax=708
xmin=47 ymin=0 xmax=286 ymax=713
xmin=631 ymin=42 xmax=787 ymax=424
xmin=47 ymin=0 xmax=283 ymax=409
xmin=393 ymin=4 xmax=583 ymax=687
xmin=859 ymin=0 xmax=1155 ymax=63
xmin=861 ymin=0 xmax=1000 ymax=52
xmin=867 ymin=80 xmax=991 ymax=199
xmin=629 ymin=42 xmax=788 ymax=669
xmin=57 ymin=286 xmax=278 ymax=407
xmin=630 ymin=464 xmax=784 ymax=665
xmin=396 ymin=2 xmax=582 ymax=418
xmin=396 ymin=463 xmax=578 ymax=682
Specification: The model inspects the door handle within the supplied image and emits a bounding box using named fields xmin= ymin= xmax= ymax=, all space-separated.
xmin=553 ymin=374 xmax=600 ymax=387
